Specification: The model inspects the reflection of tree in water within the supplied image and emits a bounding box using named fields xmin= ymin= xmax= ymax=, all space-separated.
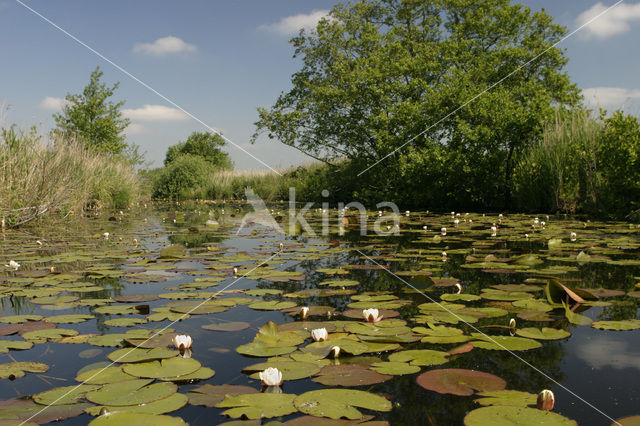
xmin=168 ymin=231 xmax=227 ymax=248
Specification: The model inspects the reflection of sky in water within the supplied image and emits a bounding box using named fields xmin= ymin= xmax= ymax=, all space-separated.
xmin=577 ymin=335 xmax=640 ymax=370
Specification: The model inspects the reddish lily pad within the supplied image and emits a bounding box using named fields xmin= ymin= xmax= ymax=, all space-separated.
xmin=312 ymin=364 xmax=392 ymax=386
xmin=416 ymin=368 xmax=506 ymax=396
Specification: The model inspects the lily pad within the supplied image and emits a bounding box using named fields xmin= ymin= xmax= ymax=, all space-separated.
xmin=0 ymin=361 xmax=49 ymax=379
xmin=388 ymin=349 xmax=450 ymax=366
xmin=515 ymin=327 xmax=571 ymax=340
xmin=592 ymin=319 xmax=640 ymax=331
xmin=123 ymin=357 xmax=201 ymax=379
xmin=75 ymin=366 xmax=136 ymax=384
xmin=0 ymin=339 xmax=33 ymax=353
xmin=44 ymin=314 xmax=95 ymax=324
xmin=248 ymin=300 xmax=298 ymax=311
xmin=34 ymin=384 xmax=101 ymax=405
xmin=370 ymin=361 xmax=421 ymax=375
xmin=244 ymin=359 xmax=321 ymax=381
xmin=470 ymin=334 xmax=542 ymax=351
xmin=202 ymin=322 xmax=251 ymax=332
xmin=187 ymin=384 xmax=258 ymax=407
xmin=416 ymin=368 xmax=506 ymax=395
xmin=85 ymin=393 xmax=188 ymax=416
xmin=464 ymin=405 xmax=577 ymax=425
xmin=312 ymin=364 xmax=392 ymax=386
xmin=216 ymin=393 xmax=298 ymax=419
xmin=89 ymin=412 xmax=187 ymax=425
xmin=293 ymin=389 xmax=391 ymax=420
xmin=107 ymin=347 xmax=179 ymax=363
xmin=473 ymin=390 xmax=537 ymax=407
xmin=86 ymin=379 xmax=177 ymax=406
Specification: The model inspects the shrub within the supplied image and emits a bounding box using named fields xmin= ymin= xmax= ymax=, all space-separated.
xmin=152 ymin=154 xmax=216 ymax=200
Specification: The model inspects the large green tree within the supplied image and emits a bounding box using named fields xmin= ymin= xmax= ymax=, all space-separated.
xmin=54 ymin=66 xmax=129 ymax=154
xmin=254 ymin=0 xmax=580 ymax=208
xmin=164 ymin=131 xmax=233 ymax=170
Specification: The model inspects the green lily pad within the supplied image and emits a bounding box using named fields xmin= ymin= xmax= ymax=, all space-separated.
xmin=202 ymin=322 xmax=251 ymax=332
xmin=312 ymin=364 xmax=392 ymax=386
xmin=86 ymin=379 xmax=177 ymax=406
xmin=473 ymin=390 xmax=537 ymax=407
xmin=0 ymin=398 xmax=91 ymax=424
xmin=247 ymin=300 xmax=298 ymax=311
xmin=187 ymin=384 xmax=258 ymax=407
xmin=0 ymin=339 xmax=33 ymax=353
xmin=592 ymin=319 xmax=640 ymax=330
xmin=464 ymin=405 xmax=577 ymax=425
xmin=244 ymin=359 xmax=321 ymax=381
xmin=34 ymin=384 xmax=101 ymax=405
xmin=123 ymin=357 xmax=201 ymax=379
xmin=107 ymin=347 xmax=179 ymax=363
xmin=236 ymin=321 xmax=305 ymax=357
xmin=370 ymin=361 xmax=421 ymax=375
xmin=388 ymin=349 xmax=450 ymax=366
xmin=216 ymin=393 xmax=297 ymax=419
xmin=75 ymin=366 xmax=136 ymax=384
xmin=0 ymin=315 xmax=43 ymax=323
xmin=515 ymin=328 xmax=571 ymax=340
xmin=159 ymin=244 xmax=187 ymax=259
xmin=470 ymin=334 xmax=542 ymax=351
xmin=563 ymin=303 xmax=592 ymax=326
xmin=85 ymin=393 xmax=188 ymax=416
xmin=293 ymin=389 xmax=391 ymax=420
xmin=413 ymin=325 xmax=470 ymax=344
xmin=89 ymin=412 xmax=187 ymax=425
xmin=104 ymin=317 xmax=148 ymax=327
xmin=44 ymin=314 xmax=95 ymax=324
xmin=416 ymin=368 xmax=506 ymax=395
xmin=21 ymin=328 xmax=79 ymax=343
xmin=0 ymin=361 xmax=49 ymax=379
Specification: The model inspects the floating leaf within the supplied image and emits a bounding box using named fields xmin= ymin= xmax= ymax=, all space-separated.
xmin=464 ymin=405 xmax=577 ymax=425
xmin=592 ymin=319 xmax=640 ymax=331
xmin=0 ymin=339 xmax=33 ymax=353
xmin=516 ymin=328 xmax=571 ymax=340
xmin=44 ymin=314 xmax=95 ymax=324
xmin=123 ymin=357 xmax=201 ymax=379
xmin=247 ymin=300 xmax=298 ymax=311
xmin=0 ymin=315 xmax=43 ymax=323
xmin=312 ymin=364 xmax=392 ymax=386
xmin=75 ymin=366 xmax=135 ymax=384
xmin=34 ymin=384 xmax=100 ymax=406
xmin=107 ymin=347 xmax=179 ymax=363
xmin=216 ymin=393 xmax=297 ymax=419
xmin=473 ymin=390 xmax=537 ymax=407
xmin=21 ymin=328 xmax=78 ymax=343
xmin=187 ymin=384 xmax=258 ymax=407
xmin=563 ymin=303 xmax=592 ymax=326
xmin=202 ymin=322 xmax=251 ymax=332
xmin=244 ymin=359 xmax=321 ymax=381
xmin=0 ymin=361 xmax=49 ymax=379
xmin=85 ymin=393 xmax=188 ymax=416
xmin=388 ymin=349 xmax=449 ymax=366
xmin=370 ymin=361 xmax=421 ymax=375
xmin=0 ymin=398 xmax=90 ymax=424
xmin=86 ymin=379 xmax=177 ymax=406
xmin=89 ymin=412 xmax=187 ymax=425
xmin=293 ymin=389 xmax=391 ymax=420
xmin=416 ymin=368 xmax=506 ymax=395
xmin=470 ymin=334 xmax=542 ymax=351
xmin=104 ymin=317 xmax=147 ymax=327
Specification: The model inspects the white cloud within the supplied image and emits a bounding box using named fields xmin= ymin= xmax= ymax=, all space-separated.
xmin=259 ymin=10 xmax=330 ymax=35
xmin=124 ymin=123 xmax=151 ymax=136
xmin=122 ymin=105 xmax=189 ymax=121
xmin=576 ymin=2 xmax=640 ymax=39
xmin=577 ymin=337 xmax=640 ymax=370
xmin=38 ymin=96 xmax=69 ymax=111
xmin=582 ymin=87 xmax=640 ymax=108
xmin=132 ymin=36 xmax=197 ymax=55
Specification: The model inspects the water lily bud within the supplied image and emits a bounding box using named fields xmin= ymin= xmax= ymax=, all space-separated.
xmin=5 ymin=260 xmax=20 ymax=271
xmin=423 ymin=225 xmax=428 ymax=231
xmin=537 ymin=389 xmax=554 ymax=411
xmin=570 ymin=232 xmax=577 ymax=241
xmin=454 ymin=219 xmax=460 ymax=225
xmin=36 ymin=240 xmax=42 ymax=246
xmin=172 ymin=334 xmax=192 ymax=350
xmin=362 ymin=308 xmax=382 ymax=323
xmin=454 ymin=283 xmax=462 ymax=294
xmin=331 ymin=346 xmax=341 ymax=358
xmin=300 ymin=306 xmax=309 ymax=319
xmin=441 ymin=227 xmax=447 ymax=236
xmin=451 ymin=211 xmax=455 ymax=216
xmin=279 ymin=242 xmax=284 ymax=251
xmin=259 ymin=367 xmax=283 ymax=386
xmin=405 ymin=210 xmax=410 ymax=216
xmin=311 ymin=328 xmax=328 ymax=342
xmin=509 ymin=318 xmax=516 ymax=329
xmin=133 ymin=238 xmax=138 ymax=245
xmin=442 ymin=251 xmax=447 ymax=258
xmin=103 ymin=232 xmax=109 ymax=240
xmin=233 ymin=267 xmax=238 ymax=277
xmin=50 ymin=266 xmax=55 ymax=273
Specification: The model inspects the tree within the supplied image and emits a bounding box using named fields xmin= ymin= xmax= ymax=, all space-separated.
xmin=54 ymin=66 xmax=129 ymax=154
xmin=253 ymin=0 xmax=580 ymax=208
xmin=164 ymin=131 xmax=233 ymax=170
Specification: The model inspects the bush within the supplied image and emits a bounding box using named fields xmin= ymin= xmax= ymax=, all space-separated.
xmin=152 ymin=154 xmax=216 ymax=200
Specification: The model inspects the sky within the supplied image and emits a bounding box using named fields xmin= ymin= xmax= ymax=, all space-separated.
xmin=1 ymin=0 xmax=639 ymax=171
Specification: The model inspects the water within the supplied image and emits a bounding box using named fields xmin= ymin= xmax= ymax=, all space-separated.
xmin=1 ymin=205 xmax=639 ymax=425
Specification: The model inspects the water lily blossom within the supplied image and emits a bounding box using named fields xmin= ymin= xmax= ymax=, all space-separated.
xmin=300 ymin=306 xmax=310 ymax=319
xmin=259 ymin=367 xmax=283 ymax=386
xmin=172 ymin=334 xmax=193 ymax=350
xmin=363 ymin=308 xmax=383 ymax=323
xmin=331 ymin=346 xmax=341 ymax=358
xmin=570 ymin=232 xmax=577 ymax=241
xmin=509 ymin=318 xmax=516 ymax=329
xmin=5 ymin=260 xmax=20 ymax=270
xmin=441 ymin=227 xmax=447 ymax=236
xmin=103 ymin=232 xmax=109 ymax=240
xmin=537 ymin=389 xmax=555 ymax=411
xmin=454 ymin=283 xmax=462 ymax=294
xmin=311 ymin=328 xmax=328 ymax=342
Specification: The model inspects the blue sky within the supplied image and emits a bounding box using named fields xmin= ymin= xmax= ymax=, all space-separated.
xmin=1 ymin=0 xmax=639 ymax=170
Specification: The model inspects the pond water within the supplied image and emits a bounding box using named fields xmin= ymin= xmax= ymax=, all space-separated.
xmin=1 ymin=205 xmax=639 ymax=425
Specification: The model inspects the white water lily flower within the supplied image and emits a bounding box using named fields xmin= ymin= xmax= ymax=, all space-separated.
xmin=454 ymin=283 xmax=462 ymax=294
xmin=441 ymin=227 xmax=447 ymax=236
xmin=311 ymin=328 xmax=328 ymax=342
xmin=570 ymin=232 xmax=577 ymax=241
xmin=362 ymin=308 xmax=382 ymax=323
xmin=259 ymin=367 xmax=283 ymax=386
xmin=537 ymin=389 xmax=555 ymax=411
xmin=103 ymin=232 xmax=109 ymax=239
xmin=5 ymin=260 xmax=20 ymax=270
xmin=509 ymin=318 xmax=516 ymax=329
xmin=453 ymin=219 xmax=460 ymax=225
xmin=300 ymin=306 xmax=310 ymax=319
xmin=36 ymin=240 xmax=42 ymax=246
xmin=172 ymin=334 xmax=192 ymax=350
xmin=331 ymin=346 xmax=341 ymax=358
xmin=423 ymin=225 xmax=428 ymax=230
xmin=405 ymin=210 xmax=410 ymax=216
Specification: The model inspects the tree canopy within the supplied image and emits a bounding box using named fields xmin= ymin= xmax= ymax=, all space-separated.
xmin=164 ymin=131 xmax=233 ymax=170
xmin=253 ymin=0 xmax=580 ymax=208
xmin=54 ymin=66 xmax=130 ymax=154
